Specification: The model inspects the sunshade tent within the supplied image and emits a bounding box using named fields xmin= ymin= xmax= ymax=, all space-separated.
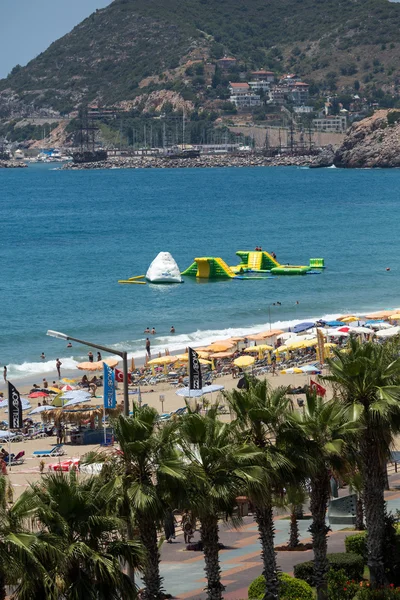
xmin=233 ymin=355 xmax=255 ymax=367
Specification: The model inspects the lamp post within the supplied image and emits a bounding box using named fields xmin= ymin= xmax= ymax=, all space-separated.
xmin=47 ymin=330 xmax=129 ymax=417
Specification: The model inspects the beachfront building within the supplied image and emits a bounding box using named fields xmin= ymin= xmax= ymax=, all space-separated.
xmin=230 ymin=93 xmax=261 ymax=108
xmin=312 ymin=115 xmax=348 ymax=132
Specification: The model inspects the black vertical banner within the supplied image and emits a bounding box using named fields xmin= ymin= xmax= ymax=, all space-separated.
xmin=8 ymin=382 xmax=22 ymax=429
xmin=189 ymin=347 xmax=202 ymax=390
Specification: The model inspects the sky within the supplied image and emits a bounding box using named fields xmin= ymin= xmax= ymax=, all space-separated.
xmin=0 ymin=0 xmax=112 ymax=79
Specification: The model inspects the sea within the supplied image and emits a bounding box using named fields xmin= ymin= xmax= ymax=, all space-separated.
xmin=1 ymin=163 xmax=399 ymax=382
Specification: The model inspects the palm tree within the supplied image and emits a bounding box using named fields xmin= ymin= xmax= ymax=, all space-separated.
xmin=224 ymin=380 xmax=293 ymax=600
xmin=0 ymin=476 xmax=58 ymax=600
xmin=113 ymin=407 xmax=186 ymax=600
xmin=178 ymin=407 xmax=263 ymax=600
xmin=26 ymin=471 xmax=143 ymax=600
xmin=288 ymin=392 xmax=359 ymax=600
xmin=284 ymin=484 xmax=307 ymax=549
xmin=322 ymin=338 xmax=400 ymax=587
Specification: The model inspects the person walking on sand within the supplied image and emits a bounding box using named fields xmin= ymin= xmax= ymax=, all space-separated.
xmin=3 ymin=366 xmax=6 ymax=383
xmin=145 ymin=338 xmax=151 ymax=358
xmin=56 ymin=358 xmax=62 ymax=379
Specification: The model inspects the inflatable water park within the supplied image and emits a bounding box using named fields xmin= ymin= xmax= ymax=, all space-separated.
xmin=118 ymin=251 xmax=325 ymax=285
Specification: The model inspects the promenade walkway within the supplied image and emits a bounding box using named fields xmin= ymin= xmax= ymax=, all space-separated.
xmin=159 ymin=473 xmax=400 ymax=599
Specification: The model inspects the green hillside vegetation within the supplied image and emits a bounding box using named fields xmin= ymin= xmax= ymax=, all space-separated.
xmin=1 ymin=0 xmax=400 ymax=112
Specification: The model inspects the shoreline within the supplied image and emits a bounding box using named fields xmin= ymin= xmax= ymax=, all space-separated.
xmin=3 ymin=303 xmax=398 ymax=391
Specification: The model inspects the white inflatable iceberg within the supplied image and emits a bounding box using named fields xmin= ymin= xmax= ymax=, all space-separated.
xmin=146 ymin=252 xmax=182 ymax=284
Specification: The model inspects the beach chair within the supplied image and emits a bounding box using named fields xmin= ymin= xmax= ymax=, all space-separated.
xmin=33 ymin=444 xmax=65 ymax=458
xmin=4 ymin=451 xmax=25 ymax=465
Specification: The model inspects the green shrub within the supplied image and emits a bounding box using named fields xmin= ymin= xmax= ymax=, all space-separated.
xmin=345 ymin=532 xmax=367 ymax=558
xmin=355 ymin=583 xmax=400 ymax=598
xmin=328 ymin=568 xmax=360 ymax=600
xmin=248 ymin=572 xmax=313 ymax=600
xmin=294 ymin=552 xmax=364 ymax=586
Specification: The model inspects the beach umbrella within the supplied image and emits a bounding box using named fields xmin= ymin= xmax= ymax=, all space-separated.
xmin=28 ymin=391 xmax=49 ymax=399
xmin=299 ymin=364 xmax=322 ymax=374
xmin=337 ymin=326 xmax=350 ymax=332
xmin=365 ymin=310 xmax=393 ymax=319
xmin=0 ymin=398 xmax=31 ymax=411
xmin=293 ymin=322 xmax=315 ymax=333
xmin=286 ymin=338 xmax=318 ymax=350
xmin=176 ymin=355 xmax=213 ymax=365
xmin=348 ymin=326 xmax=374 ymax=334
xmin=61 ymin=385 xmax=74 ymax=392
xmin=389 ymin=314 xmax=400 ymax=321
xmin=176 ymin=384 xmax=225 ymax=398
xmin=233 ymin=355 xmax=255 ymax=368
xmin=367 ymin=322 xmax=392 ymax=330
xmin=147 ymin=356 xmax=178 ymax=365
xmin=247 ymin=329 xmax=284 ymax=341
xmin=209 ymin=351 xmax=235 ymax=359
xmin=375 ymin=326 xmax=400 ymax=338
xmin=338 ymin=315 xmax=358 ymax=322
xmin=63 ymin=396 xmax=92 ymax=408
xmin=273 ymin=345 xmax=288 ymax=354
xmin=325 ymin=320 xmax=346 ymax=327
xmin=206 ymin=342 xmax=234 ymax=352
xmin=325 ymin=329 xmax=349 ymax=337
xmin=280 ymin=367 xmax=303 ymax=375
xmin=29 ymin=405 xmax=57 ymax=415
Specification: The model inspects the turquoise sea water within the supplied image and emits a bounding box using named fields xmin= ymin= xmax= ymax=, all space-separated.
xmin=1 ymin=163 xmax=400 ymax=379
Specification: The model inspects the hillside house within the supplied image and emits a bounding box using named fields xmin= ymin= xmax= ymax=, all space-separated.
xmin=230 ymin=94 xmax=261 ymax=108
xmin=217 ymin=57 xmax=237 ymax=70
xmin=250 ymin=70 xmax=275 ymax=82
xmin=248 ymin=81 xmax=271 ymax=93
xmin=289 ymin=82 xmax=310 ymax=105
xmin=229 ymin=82 xmax=250 ymax=95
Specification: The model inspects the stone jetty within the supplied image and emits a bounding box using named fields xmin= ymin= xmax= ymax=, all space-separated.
xmin=62 ymin=150 xmax=335 ymax=171
xmin=0 ymin=160 xmax=27 ymax=169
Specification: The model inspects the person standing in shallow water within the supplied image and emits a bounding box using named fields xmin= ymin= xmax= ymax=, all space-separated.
xmin=88 ymin=351 xmax=94 ymax=363
xmin=145 ymin=338 xmax=151 ymax=358
xmin=56 ymin=358 xmax=62 ymax=379
xmin=3 ymin=366 xmax=7 ymax=383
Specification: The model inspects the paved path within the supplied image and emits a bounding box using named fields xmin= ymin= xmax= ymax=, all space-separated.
xmin=158 ymin=473 xmax=400 ymax=599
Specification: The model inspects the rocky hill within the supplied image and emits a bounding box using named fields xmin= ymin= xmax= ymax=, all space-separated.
xmin=334 ymin=110 xmax=400 ymax=168
xmin=2 ymin=0 xmax=400 ymax=113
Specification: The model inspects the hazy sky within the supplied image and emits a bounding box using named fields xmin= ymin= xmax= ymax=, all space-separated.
xmin=0 ymin=0 xmax=112 ymax=79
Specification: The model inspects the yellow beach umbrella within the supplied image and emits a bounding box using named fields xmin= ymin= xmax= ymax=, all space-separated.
xmin=233 ymin=355 xmax=255 ymax=368
xmin=206 ymin=342 xmax=234 ymax=352
xmin=280 ymin=367 xmax=303 ymax=375
xmin=340 ymin=316 xmax=359 ymax=323
xmin=244 ymin=346 xmax=262 ymax=354
xmin=273 ymin=345 xmax=289 ymax=354
xmin=147 ymin=356 xmax=178 ymax=365
xmin=77 ymin=358 xmax=119 ymax=371
xmin=176 ymin=355 xmax=212 ymax=365
xmin=389 ymin=314 xmax=400 ymax=320
xmin=286 ymin=338 xmax=318 ymax=350
xmin=324 ymin=342 xmax=337 ymax=349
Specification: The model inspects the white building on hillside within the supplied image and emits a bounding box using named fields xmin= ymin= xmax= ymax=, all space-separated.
xmin=248 ymin=81 xmax=271 ymax=93
xmin=230 ymin=94 xmax=261 ymax=108
xmin=312 ymin=115 xmax=347 ymax=132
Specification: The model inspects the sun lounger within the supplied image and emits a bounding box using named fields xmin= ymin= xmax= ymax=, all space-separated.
xmin=4 ymin=451 xmax=25 ymax=465
xmin=33 ymin=444 xmax=65 ymax=458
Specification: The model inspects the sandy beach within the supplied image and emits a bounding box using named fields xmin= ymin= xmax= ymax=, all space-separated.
xmin=1 ymin=366 xmax=312 ymax=498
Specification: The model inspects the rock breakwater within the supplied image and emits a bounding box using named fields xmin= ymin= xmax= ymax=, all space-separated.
xmin=63 ymin=151 xmax=335 ymax=171
xmin=0 ymin=160 xmax=27 ymax=169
